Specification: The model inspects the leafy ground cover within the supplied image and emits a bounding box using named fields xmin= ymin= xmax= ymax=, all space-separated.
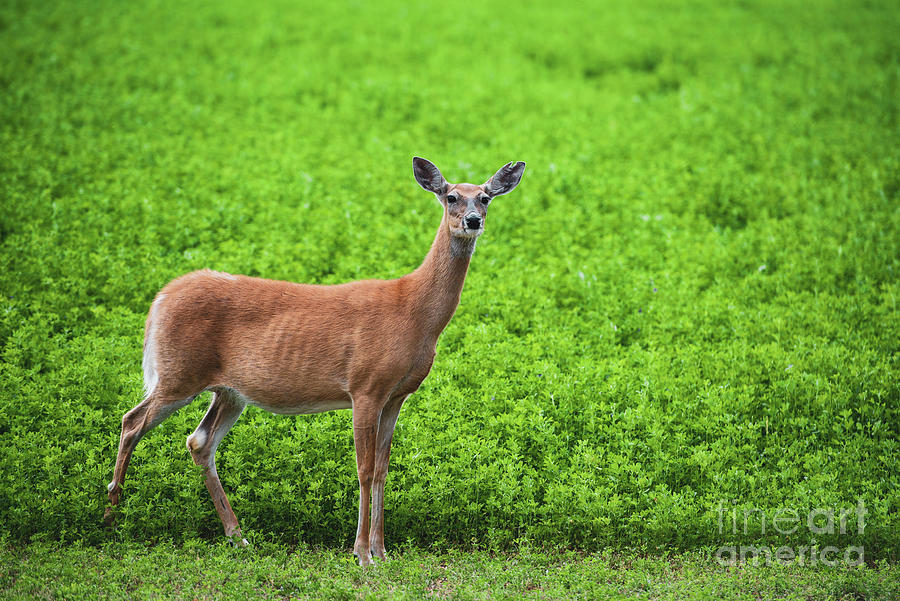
xmin=0 ymin=0 xmax=898 ymax=594
xmin=2 ymin=541 xmax=898 ymax=601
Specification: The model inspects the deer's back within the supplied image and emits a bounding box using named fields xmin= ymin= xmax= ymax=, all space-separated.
xmin=146 ymin=269 xmax=429 ymax=411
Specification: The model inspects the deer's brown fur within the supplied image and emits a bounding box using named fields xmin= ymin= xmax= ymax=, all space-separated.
xmin=105 ymin=157 xmax=525 ymax=565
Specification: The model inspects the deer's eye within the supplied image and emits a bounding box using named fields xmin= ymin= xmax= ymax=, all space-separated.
xmin=480 ymin=196 xmax=491 ymax=205
xmin=446 ymin=195 xmax=459 ymax=203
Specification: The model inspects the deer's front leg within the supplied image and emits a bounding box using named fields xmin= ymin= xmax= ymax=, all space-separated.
xmin=369 ymin=395 xmax=405 ymax=561
xmin=352 ymin=402 xmax=378 ymax=566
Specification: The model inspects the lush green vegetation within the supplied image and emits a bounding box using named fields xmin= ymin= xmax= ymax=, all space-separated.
xmin=0 ymin=0 xmax=898 ymax=593
xmin=2 ymin=541 xmax=898 ymax=601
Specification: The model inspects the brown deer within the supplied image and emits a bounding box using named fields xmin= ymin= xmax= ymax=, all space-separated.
xmin=104 ymin=157 xmax=525 ymax=565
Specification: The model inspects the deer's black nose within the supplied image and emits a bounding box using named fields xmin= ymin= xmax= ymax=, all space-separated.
xmin=465 ymin=215 xmax=482 ymax=230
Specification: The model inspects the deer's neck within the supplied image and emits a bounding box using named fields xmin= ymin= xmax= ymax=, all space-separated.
xmin=404 ymin=212 xmax=475 ymax=340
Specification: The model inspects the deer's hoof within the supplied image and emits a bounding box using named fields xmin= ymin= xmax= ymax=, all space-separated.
xmin=224 ymin=528 xmax=249 ymax=547
xmin=354 ymin=549 xmax=374 ymax=567
xmin=102 ymin=507 xmax=118 ymax=527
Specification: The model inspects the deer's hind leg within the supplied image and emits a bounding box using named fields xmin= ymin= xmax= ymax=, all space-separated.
xmin=105 ymin=391 xmax=195 ymax=520
xmin=187 ymin=388 xmax=247 ymax=544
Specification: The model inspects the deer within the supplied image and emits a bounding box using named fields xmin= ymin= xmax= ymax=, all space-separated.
xmin=104 ymin=157 xmax=526 ymax=565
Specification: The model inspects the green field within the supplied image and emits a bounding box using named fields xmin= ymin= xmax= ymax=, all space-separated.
xmin=2 ymin=542 xmax=899 ymax=601
xmin=1 ymin=0 xmax=898 ymax=597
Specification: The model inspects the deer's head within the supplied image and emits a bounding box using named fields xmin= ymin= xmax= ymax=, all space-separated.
xmin=413 ymin=157 xmax=525 ymax=239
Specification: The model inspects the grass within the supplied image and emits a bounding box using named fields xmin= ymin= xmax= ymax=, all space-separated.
xmin=1 ymin=0 xmax=899 ymax=596
xmin=2 ymin=541 xmax=898 ymax=601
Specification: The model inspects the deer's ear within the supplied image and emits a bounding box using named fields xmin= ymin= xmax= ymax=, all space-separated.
xmin=485 ymin=161 xmax=526 ymax=197
xmin=413 ymin=157 xmax=447 ymax=194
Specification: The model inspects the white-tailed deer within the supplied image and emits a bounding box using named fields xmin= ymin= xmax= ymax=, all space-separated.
xmin=105 ymin=157 xmax=525 ymax=565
